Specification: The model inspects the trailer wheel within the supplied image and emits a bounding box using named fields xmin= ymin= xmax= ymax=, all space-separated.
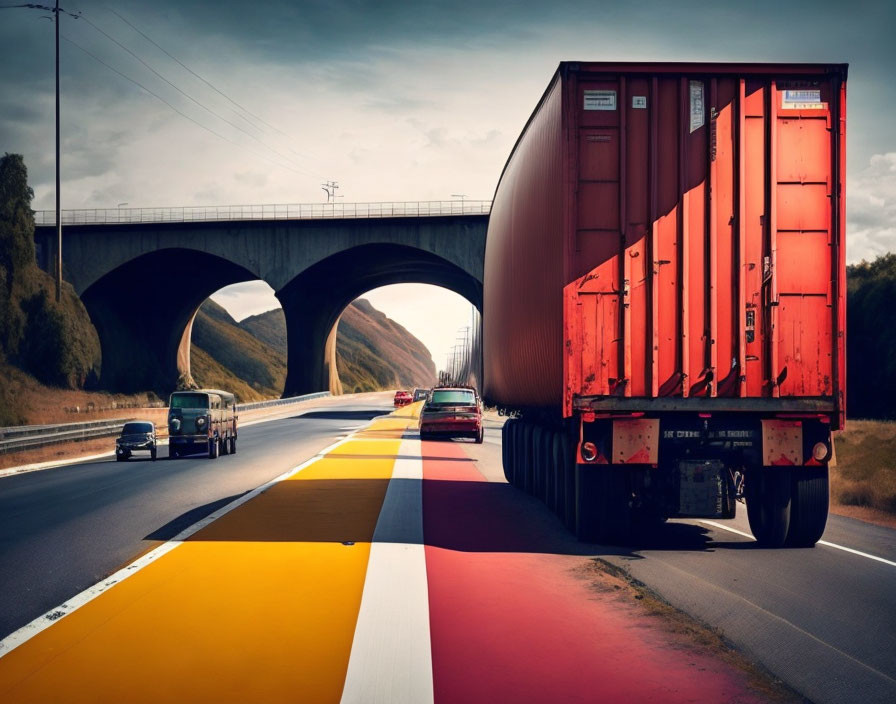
xmin=532 ymin=425 xmax=550 ymax=504
xmin=502 ymin=419 xmax=516 ymax=484
xmin=519 ymin=423 xmax=534 ymax=494
xmin=550 ymin=433 xmax=565 ymax=516
xmin=745 ymin=468 xmax=791 ymax=547
xmin=785 ymin=467 xmax=829 ymax=547
xmin=575 ymin=464 xmax=631 ymax=544
xmin=562 ymin=435 xmax=577 ymax=531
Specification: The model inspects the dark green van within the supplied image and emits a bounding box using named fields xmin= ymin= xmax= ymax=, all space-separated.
xmin=167 ymin=389 xmax=237 ymax=459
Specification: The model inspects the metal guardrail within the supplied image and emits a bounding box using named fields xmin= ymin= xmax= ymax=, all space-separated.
xmin=0 ymin=418 xmax=133 ymax=455
xmin=34 ymin=201 xmax=492 ymax=226
xmin=0 ymin=391 xmax=331 ymax=455
xmin=237 ymin=391 xmax=330 ymax=412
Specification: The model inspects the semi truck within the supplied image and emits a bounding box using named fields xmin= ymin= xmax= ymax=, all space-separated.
xmin=484 ymin=62 xmax=846 ymax=547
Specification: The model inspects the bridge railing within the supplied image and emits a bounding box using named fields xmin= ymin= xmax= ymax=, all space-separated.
xmin=34 ymin=200 xmax=492 ymax=226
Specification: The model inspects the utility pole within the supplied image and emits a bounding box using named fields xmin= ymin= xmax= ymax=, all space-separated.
xmin=1 ymin=3 xmax=80 ymax=302
xmin=54 ymin=0 xmax=61 ymax=301
xmin=321 ymin=180 xmax=340 ymax=202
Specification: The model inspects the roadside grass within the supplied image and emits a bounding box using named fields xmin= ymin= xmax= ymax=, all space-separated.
xmin=581 ymin=560 xmax=803 ymax=703
xmin=832 ymin=419 xmax=896 ymax=519
xmin=0 ymin=363 xmax=165 ymax=427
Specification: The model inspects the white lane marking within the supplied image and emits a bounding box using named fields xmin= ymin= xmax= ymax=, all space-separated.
xmin=700 ymin=520 xmax=896 ymax=568
xmin=0 ymin=432 xmax=358 ymax=659
xmin=340 ymin=437 xmax=433 ymax=704
xmin=817 ymin=541 xmax=896 ymax=568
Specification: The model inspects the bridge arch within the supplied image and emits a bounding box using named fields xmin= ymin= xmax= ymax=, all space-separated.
xmin=277 ymin=242 xmax=482 ymax=397
xmin=81 ymin=248 xmax=260 ymax=393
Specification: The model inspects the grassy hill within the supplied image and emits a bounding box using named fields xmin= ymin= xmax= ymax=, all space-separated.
xmin=189 ymin=299 xmax=286 ymax=401
xmin=195 ymin=298 xmax=435 ymax=399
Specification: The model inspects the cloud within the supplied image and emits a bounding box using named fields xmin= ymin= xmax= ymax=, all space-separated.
xmin=847 ymin=152 xmax=896 ymax=263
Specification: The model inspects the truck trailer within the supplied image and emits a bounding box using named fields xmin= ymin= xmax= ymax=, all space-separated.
xmin=484 ymin=62 xmax=846 ymax=547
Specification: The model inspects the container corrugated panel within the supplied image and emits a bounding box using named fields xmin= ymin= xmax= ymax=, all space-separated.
xmin=483 ymin=77 xmax=565 ymax=409
xmin=484 ymin=62 xmax=847 ymax=428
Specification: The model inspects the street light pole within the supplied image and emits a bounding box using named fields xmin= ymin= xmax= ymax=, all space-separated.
xmin=54 ymin=0 xmax=61 ymax=302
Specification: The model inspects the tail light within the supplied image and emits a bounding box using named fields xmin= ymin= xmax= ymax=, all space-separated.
xmin=812 ymin=442 xmax=831 ymax=462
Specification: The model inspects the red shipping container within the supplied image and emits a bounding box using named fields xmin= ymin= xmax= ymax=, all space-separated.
xmin=483 ymin=62 xmax=847 ymax=429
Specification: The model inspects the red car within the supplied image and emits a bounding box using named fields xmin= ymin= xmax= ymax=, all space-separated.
xmin=393 ymin=390 xmax=413 ymax=407
xmin=419 ymin=387 xmax=483 ymax=443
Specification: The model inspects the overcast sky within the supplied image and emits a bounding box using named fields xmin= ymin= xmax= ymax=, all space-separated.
xmin=2 ymin=0 xmax=894 ymax=370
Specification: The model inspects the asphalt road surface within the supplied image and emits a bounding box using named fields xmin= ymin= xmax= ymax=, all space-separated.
xmin=1 ymin=396 xmax=893 ymax=704
xmin=0 ymin=399 xmax=391 ymax=639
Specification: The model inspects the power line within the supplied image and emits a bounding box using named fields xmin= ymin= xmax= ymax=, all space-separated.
xmin=75 ymin=13 xmax=317 ymax=177
xmin=102 ymin=5 xmax=325 ymax=167
xmin=60 ymin=33 xmax=312 ymax=177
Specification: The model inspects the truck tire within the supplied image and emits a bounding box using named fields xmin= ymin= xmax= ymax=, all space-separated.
xmin=502 ymin=419 xmax=516 ymax=484
xmin=531 ymin=426 xmax=546 ymax=502
xmin=574 ymin=464 xmax=632 ymax=543
xmin=785 ymin=467 xmax=829 ymax=547
xmin=208 ymin=437 xmax=219 ymax=459
xmin=151 ymin=445 xmax=157 ymax=461
xmin=550 ymin=433 xmax=565 ymax=515
xmin=230 ymin=435 xmax=236 ymax=454
xmin=519 ymin=423 xmax=533 ymax=494
xmin=745 ymin=468 xmax=791 ymax=548
xmin=561 ymin=435 xmax=577 ymax=531
xmin=221 ymin=433 xmax=230 ymax=455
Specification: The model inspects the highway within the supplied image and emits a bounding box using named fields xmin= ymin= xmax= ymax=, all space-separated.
xmin=0 ymin=399 xmax=387 ymax=640
xmin=1 ymin=394 xmax=894 ymax=703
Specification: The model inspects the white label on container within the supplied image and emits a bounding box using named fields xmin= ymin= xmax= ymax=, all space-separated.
xmin=689 ymin=81 xmax=704 ymax=132
xmin=632 ymin=96 xmax=647 ymax=109
xmin=782 ymin=89 xmax=824 ymax=109
xmin=584 ymin=90 xmax=616 ymax=111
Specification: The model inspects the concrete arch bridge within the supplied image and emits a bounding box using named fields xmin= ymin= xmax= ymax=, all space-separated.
xmin=33 ymin=201 xmax=489 ymax=397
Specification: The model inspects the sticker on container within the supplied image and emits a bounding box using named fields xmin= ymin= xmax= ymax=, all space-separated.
xmin=782 ymin=89 xmax=824 ymax=110
xmin=632 ymin=96 xmax=647 ymax=109
xmin=584 ymin=90 xmax=616 ymax=111
xmin=689 ymin=81 xmax=704 ymax=132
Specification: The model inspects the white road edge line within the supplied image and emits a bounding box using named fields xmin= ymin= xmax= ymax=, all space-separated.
xmin=699 ymin=520 xmax=896 ymax=568
xmin=0 ymin=430 xmax=361 ymax=659
xmin=340 ymin=435 xmax=434 ymax=704
xmin=0 ymin=405 xmax=345 ymax=479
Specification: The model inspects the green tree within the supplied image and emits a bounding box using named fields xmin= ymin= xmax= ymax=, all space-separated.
xmin=0 ymin=153 xmax=35 ymax=358
xmin=0 ymin=153 xmax=101 ymax=390
xmin=847 ymin=253 xmax=896 ymax=419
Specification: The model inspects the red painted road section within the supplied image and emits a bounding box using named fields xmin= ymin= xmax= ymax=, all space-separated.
xmin=422 ymin=439 xmax=762 ymax=703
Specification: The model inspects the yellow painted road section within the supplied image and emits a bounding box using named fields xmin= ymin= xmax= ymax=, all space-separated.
xmin=0 ymin=409 xmax=421 ymax=704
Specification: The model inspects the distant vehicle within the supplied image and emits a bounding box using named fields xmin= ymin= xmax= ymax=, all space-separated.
xmin=393 ymin=390 xmax=413 ymax=407
xmin=412 ymin=388 xmax=430 ymax=402
xmin=419 ymin=386 xmax=483 ymax=443
xmin=168 ymin=389 xmax=237 ymax=459
xmin=115 ymin=421 xmax=157 ymax=461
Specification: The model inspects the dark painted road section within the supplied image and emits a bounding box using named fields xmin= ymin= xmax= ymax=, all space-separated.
xmin=0 ymin=401 xmax=391 ymax=639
